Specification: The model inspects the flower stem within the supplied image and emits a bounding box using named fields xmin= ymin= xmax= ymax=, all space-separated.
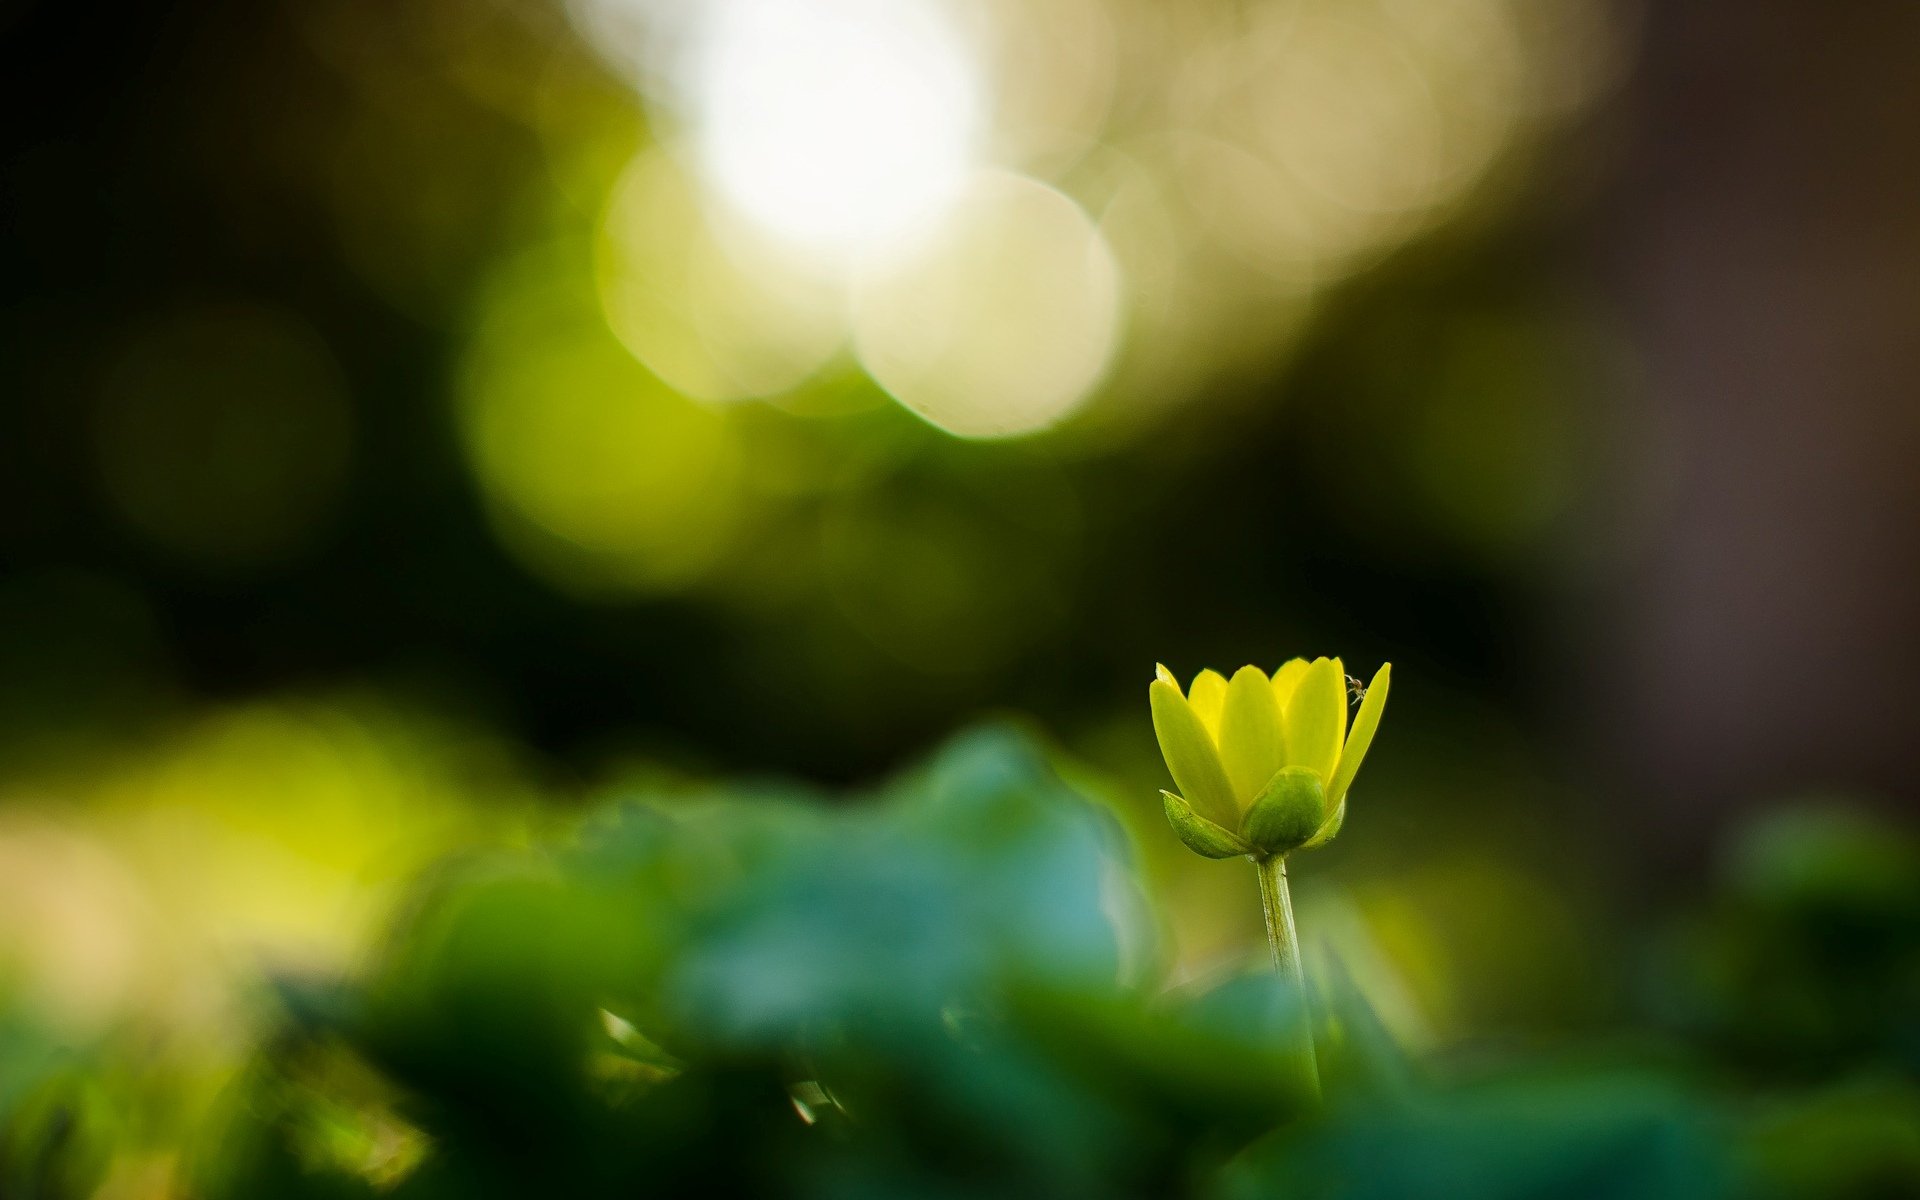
xmin=1255 ymin=853 xmax=1320 ymax=1100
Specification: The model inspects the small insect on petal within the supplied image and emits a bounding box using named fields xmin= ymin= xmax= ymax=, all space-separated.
xmin=1326 ymin=663 xmax=1390 ymax=808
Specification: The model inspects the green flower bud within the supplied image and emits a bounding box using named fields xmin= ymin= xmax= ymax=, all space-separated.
xmin=1241 ymin=766 xmax=1327 ymax=855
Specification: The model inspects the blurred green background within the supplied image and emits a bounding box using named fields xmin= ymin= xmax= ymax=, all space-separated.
xmin=3 ymin=0 xmax=1920 ymax=1195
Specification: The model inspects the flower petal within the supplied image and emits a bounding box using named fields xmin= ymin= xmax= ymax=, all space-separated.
xmin=1155 ymin=662 xmax=1180 ymax=691
xmin=1282 ymin=657 xmax=1344 ymax=781
xmin=1150 ymin=678 xmax=1239 ymax=827
xmin=1218 ymin=665 xmax=1284 ymax=805
xmin=1326 ymin=663 xmax=1390 ymax=808
xmin=1271 ymin=657 xmax=1310 ymax=710
xmin=1329 ymin=655 xmax=1348 ymax=753
xmin=1162 ymin=791 xmax=1255 ymax=859
xmin=1188 ymin=669 xmax=1228 ymax=739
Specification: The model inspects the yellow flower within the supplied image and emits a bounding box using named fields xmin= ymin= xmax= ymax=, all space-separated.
xmin=1150 ymin=657 xmax=1389 ymax=859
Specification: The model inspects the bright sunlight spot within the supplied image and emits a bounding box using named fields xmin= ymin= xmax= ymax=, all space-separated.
xmin=683 ymin=0 xmax=984 ymax=260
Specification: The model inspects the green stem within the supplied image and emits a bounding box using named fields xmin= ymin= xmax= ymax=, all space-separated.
xmin=1255 ymin=853 xmax=1320 ymax=1100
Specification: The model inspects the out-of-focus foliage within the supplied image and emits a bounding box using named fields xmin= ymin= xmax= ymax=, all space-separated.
xmin=1642 ymin=807 xmax=1920 ymax=1200
xmin=35 ymin=730 xmax=1872 ymax=1200
xmin=1651 ymin=807 xmax=1920 ymax=1078
xmin=1 ymin=731 xmax=1917 ymax=1197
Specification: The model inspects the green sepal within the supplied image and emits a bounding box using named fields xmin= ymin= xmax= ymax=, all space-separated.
xmin=1241 ymin=766 xmax=1327 ymax=855
xmin=1162 ymin=791 xmax=1255 ymax=859
xmin=1300 ymin=795 xmax=1346 ymax=850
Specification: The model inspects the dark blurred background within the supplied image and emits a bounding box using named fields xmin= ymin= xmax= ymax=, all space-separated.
xmin=2 ymin=0 xmax=1918 ymax=1166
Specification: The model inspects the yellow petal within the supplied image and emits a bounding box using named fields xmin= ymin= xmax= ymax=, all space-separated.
xmin=1217 ymin=665 xmax=1284 ymax=805
xmin=1188 ymin=669 xmax=1228 ymax=739
xmin=1271 ymin=658 xmax=1310 ymax=710
xmin=1329 ymin=655 xmax=1348 ymax=754
xmin=1282 ymin=657 xmax=1344 ymax=781
xmin=1326 ymin=663 xmax=1390 ymax=808
xmin=1150 ymin=678 xmax=1238 ymax=828
xmin=1155 ymin=663 xmax=1179 ymax=691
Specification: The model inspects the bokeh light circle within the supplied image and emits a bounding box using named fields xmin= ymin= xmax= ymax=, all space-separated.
xmin=686 ymin=0 xmax=983 ymax=258
xmin=597 ymin=148 xmax=844 ymax=403
xmin=851 ymin=170 xmax=1121 ymax=439
xmin=460 ymin=246 xmax=748 ymax=597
